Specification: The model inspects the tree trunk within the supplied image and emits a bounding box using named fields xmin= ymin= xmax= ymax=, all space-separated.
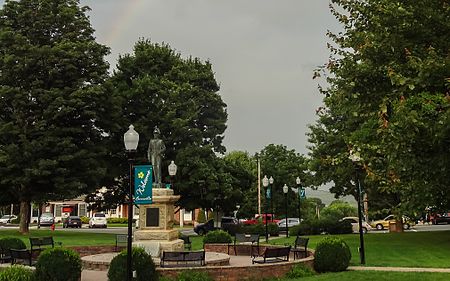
xmin=19 ymin=200 xmax=30 ymax=234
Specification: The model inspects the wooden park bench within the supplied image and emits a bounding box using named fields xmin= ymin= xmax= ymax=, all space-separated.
xmin=29 ymin=236 xmax=62 ymax=255
xmin=228 ymin=233 xmax=260 ymax=257
xmin=291 ymin=236 xmax=309 ymax=260
xmin=252 ymin=246 xmax=291 ymax=264
xmin=10 ymin=249 xmax=36 ymax=266
xmin=115 ymin=234 xmax=127 ymax=251
xmin=160 ymin=251 xmax=205 ymax=268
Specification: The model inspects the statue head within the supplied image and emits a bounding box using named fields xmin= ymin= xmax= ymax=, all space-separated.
xmin=153 ymin=126 xmax=160 ymax=137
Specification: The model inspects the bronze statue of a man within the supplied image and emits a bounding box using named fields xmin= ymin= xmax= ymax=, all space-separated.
xmin=147 ymin=126 xmax=165 ymax=188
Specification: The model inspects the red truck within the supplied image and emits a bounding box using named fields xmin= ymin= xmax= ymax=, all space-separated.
xmin=242 ymin=214 xmax=280 ymax=225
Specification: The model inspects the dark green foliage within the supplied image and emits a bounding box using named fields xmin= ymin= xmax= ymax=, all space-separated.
xmin=197 ymin=210 xmax=206 ymax=223
xmin=0 ymin=265 xmax=35 ymax=281
xmin=107 ymin=247 xmax=158 ymax=281
xmin=285 ymin=264 xmax=316 ymax=278
xmin=107 ymin=217 xmax=129 ymax=224
xmin=203 ymin=230 xmax=232 ymax=244
xmin=267 ymin=223 xmax=279 ymax=236
xmin=314 ymin=237 xmax=351 ymax=273
xmin=176 ymin=270 xmax=213 ymax=281
xmin=290 ymin=219 xmax=352 ymax=236
xmin=0 ymin=0 xmax=110 ymax=233
xmin=34 ymin=248 xmax=82 ymax=281
xmin=308 ymin=0 xmax=450 ymax=218
xmin=0 ymin=237 xmax=27 ymax=251
xmin=240 ymin=223 xmax=265 ymax=236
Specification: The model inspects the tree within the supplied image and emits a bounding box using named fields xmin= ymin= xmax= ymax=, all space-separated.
xmin=99 ymin=39 xmax=230 ymax=212
xmin=308 ymin=0 xmax=450 ymax=224
xmin=258 ymin=144 xmax=308 ymax=218
xmin=0 ymin=0 xmax=110 ymax=233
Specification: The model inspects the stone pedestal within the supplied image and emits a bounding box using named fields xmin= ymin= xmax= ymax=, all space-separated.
xmin=133 ymin=188 xmax=183 ymax=257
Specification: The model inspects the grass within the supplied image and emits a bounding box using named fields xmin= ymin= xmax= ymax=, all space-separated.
xmin=275 ymin=271 xmax=450 ymax=281
xmin=0 ymin=229 xmax=116 ymax=247
xmin=269 ymin=230 xmax=450 ymax=268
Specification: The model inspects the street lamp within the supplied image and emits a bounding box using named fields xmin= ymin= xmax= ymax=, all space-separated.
xmin=296 ymin=177 xmax=301 ymax=224
xmin=168 ymin=160 xmax=177 ymax=189
xmin=262 ymin=175 xmax=269 ymax=242
xmin=123 ymin=124 xmax=139 ymax=281
xmin=349 ymin=149 xmax=366 ymax=265
xmin=269 ymin=176 xmax=274 ymax=222
xmin=282 ymin=184 xmax=289 ymax=238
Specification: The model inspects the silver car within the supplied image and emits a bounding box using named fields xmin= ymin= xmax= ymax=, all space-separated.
xmin=39 ymin=213 xmax=55 ymax=226
xmin=277 ymin=218 xmax=300 ymax=230
xmin=0 ymin=215 xmax=17 ymax=224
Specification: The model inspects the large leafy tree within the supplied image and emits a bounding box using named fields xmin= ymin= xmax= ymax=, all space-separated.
xmin=0 ymin=0 xmax=110 ymax=233
xmin=97 ymin=39 xmax=230 ymax=212
xmin=308 ymin=0 xmax=450 ymax=222
xmin=258 ymin=144 xmax=309 ymax=218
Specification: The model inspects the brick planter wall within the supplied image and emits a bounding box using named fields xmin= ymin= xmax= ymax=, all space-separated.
xmin=68 ymin=246 xmax=119 ymax=257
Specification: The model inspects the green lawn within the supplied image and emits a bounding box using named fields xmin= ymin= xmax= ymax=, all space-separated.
xmin=269 ymin=231 xmax=450 ymax=268
xmin=277 ymin=271 xmax=450 ymax=281
xmin=0 ymin=229 xmax=116 ymax=247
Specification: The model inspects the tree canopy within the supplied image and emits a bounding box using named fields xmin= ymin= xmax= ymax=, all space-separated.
xmin=96 ymin=39 xmax=232 ymax=212
xmin=0 ymin=0 xmax=110 ymax=232
xmin=308 ymin=0 xmax=450 ymax=217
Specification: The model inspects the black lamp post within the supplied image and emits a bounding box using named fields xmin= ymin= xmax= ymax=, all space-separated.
xmin=349 ymin=149 xmax=366 ymax=265
xmin=262 ymin=175 xmax=269 ymax=242
xmin=282 ymin=184 xmax=289 ymax=238
xmin=168 ymin=160 xmax=177 ymax=188
xmin=269 ymin=176 xmax=274 ymax=222
xmin=123 ymin=125 xmax=139 ymax=281
xmin=296 ymin=177 xmax=301 ymax=223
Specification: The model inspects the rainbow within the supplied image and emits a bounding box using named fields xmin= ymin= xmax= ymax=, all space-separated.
xmin=102 ymin=0 xmax=146 ymax=46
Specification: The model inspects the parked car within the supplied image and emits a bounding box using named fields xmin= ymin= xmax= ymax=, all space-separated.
xmin=0 ymin=215 xmax=17 ymax=224
xmin=371 ymin=215 xmax=415 ymax=230
xmin=194 ymin=217 xmax=238 ymax=236
xmin=277 ymin=218 xmax=300 ymax=230
xmin=431 ymin=212 xmax=450 ymax=225
xmin=340 ymin=217 xmax=372 ymax=234
xmin=62 ymin=216 xmax=82 ymax=228
xmin=89 ymin=213 xmax=107 ymax=228
xmin=242 ymin=214 xmax=280 ymax=225
xmin=39 ymin=212 xmax=55 ymax=226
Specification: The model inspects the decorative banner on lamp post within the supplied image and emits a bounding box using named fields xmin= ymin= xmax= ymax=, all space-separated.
xmin=300 ymin=188 xmax=306 ymax=199
xmin=134 ymin=165 xmax=153 ymax=204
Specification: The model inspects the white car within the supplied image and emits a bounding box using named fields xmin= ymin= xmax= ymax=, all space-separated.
xmin=340 ymin=217 xmax=372 ymax=234
xmin=277 ymin=218 xmax=300 ymax=230
xmin=89 ymin=213 xmax=107 ymax=228
xmin=0 ymin=215 xmax=17 ymax=224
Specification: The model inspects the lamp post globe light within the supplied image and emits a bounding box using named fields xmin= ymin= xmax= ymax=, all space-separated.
xmin=296 ymin=177 xmax=301 ymax=224
xmin=262 ymin=175 xmax=269 ymax=242
xmin=349 ymin=149 xmax=366 ymax=265
xmin=269 ymin=176 xmax=274 ymax=222
xmin=123 ymin=125 xmax=139 ymax=281
xmin=282 ymin=184 xmax=289 ymax=238
xmin=168 ymin=160 xmax=177 ymax=189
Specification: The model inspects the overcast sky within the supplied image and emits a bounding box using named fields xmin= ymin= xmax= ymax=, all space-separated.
xmin=2 ymin=0 xmax=342 ymax=156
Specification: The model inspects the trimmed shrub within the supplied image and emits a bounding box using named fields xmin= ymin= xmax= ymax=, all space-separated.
xmin=108 ymin=247 xmax=158 ymax=281
xmin=285 ymin=264 xmax=316 ymax=278
xmin=107 ymin=217 xmax=129 ymax=224
xmin=240 ymin=223 xmax=265 ymax=236
xmin=267 ymin=223 xmax=279 ymax=236
xmin=314 ymin=237 xmax=351 ymax=273
xmin=80 ymin=216 xmax=90 ymax=224
xmin=326 ymin=220 xmax=353 ymax=234
xmin=0 ymin=265 xmax=35 ymax=281
xmin=34 ymin=247 xmax=81 ymax=281
xmin=177 ymin=270 xmax=213 ymax=281
xmin=0 ymin=237 xmax=27 ymax=251
xmin=203 ymin=230 xmax=232 ymax=244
